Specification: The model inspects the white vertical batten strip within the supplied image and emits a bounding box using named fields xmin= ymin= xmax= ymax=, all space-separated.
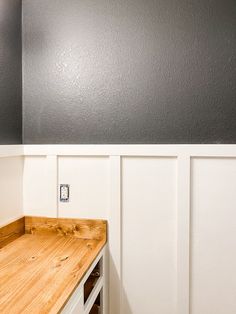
xmin=177 ymin=154 xmax=191 ymax=314
xmin=46 ymin=155 xmax=58 ymax=217
xmin=109 ymin=156 xmax=121 ymax=314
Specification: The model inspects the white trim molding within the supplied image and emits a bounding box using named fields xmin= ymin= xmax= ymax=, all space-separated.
xmin=23 ymin=144 xmax=236 ymax=157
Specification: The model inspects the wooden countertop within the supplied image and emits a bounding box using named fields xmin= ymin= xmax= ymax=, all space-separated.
xmin=0 ymin=216 xmax=107 ymax=314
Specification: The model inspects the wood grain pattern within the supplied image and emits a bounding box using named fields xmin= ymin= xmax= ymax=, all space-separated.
xmin=25 ymin=216 xmax=107 ymax=241
xmin=0 ymin=217 xmax=107 ymax=314
xmin=0 ymin=217 xmax=25 ymax=248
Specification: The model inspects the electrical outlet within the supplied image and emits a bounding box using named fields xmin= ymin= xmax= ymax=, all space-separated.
xmin=60 ymin=184 xmax=70 ymax=202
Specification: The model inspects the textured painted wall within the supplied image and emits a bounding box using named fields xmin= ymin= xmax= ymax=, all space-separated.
xmin=0 ymin=0 xmax=22 ymax=144
xmin=23 ymin=0 xmax=236 ymax=144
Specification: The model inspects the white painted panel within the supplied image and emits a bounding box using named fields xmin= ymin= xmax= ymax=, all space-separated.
xmin=0 ymin=157 xmax=23 ymax=226
xmin=58 ymin=156 xmax=109 ymax=219
xmin=23 ymin=156 xmax=57 ymax=217
xmin=122 ymin=157 xmax=177 ymax=314
xmin=191 ymin=158 xmax=236 ymax=314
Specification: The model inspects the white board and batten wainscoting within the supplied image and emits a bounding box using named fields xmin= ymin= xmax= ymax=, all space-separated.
xmin=1 ymin=145 xmax=236 ymax=314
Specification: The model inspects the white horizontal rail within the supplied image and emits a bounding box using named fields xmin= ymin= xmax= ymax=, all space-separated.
xmin=1 ymin=145 xmax=236 ymax=158
xmin=23 ymin=144 xmax=236 ymax=157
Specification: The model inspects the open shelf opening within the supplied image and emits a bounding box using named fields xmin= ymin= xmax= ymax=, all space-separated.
xmin=84 ymin=260 xmax=101 ymax=303
xmin=89 ymin=292 xmax=101 ymax=314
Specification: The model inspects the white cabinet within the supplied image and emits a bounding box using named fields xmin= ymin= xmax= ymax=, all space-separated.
xmin=62 ymin=246 xmax=107 ymax=314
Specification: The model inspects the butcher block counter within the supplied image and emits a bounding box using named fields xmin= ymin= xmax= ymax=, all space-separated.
xmin=0 ymin=216 xmax=107 ymax=314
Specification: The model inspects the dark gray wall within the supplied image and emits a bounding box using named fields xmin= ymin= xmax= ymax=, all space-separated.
xmin=23 ymin=0 xmax=236 ymax=144
xmin=0 ymin=0 xmax=22 ymax=144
